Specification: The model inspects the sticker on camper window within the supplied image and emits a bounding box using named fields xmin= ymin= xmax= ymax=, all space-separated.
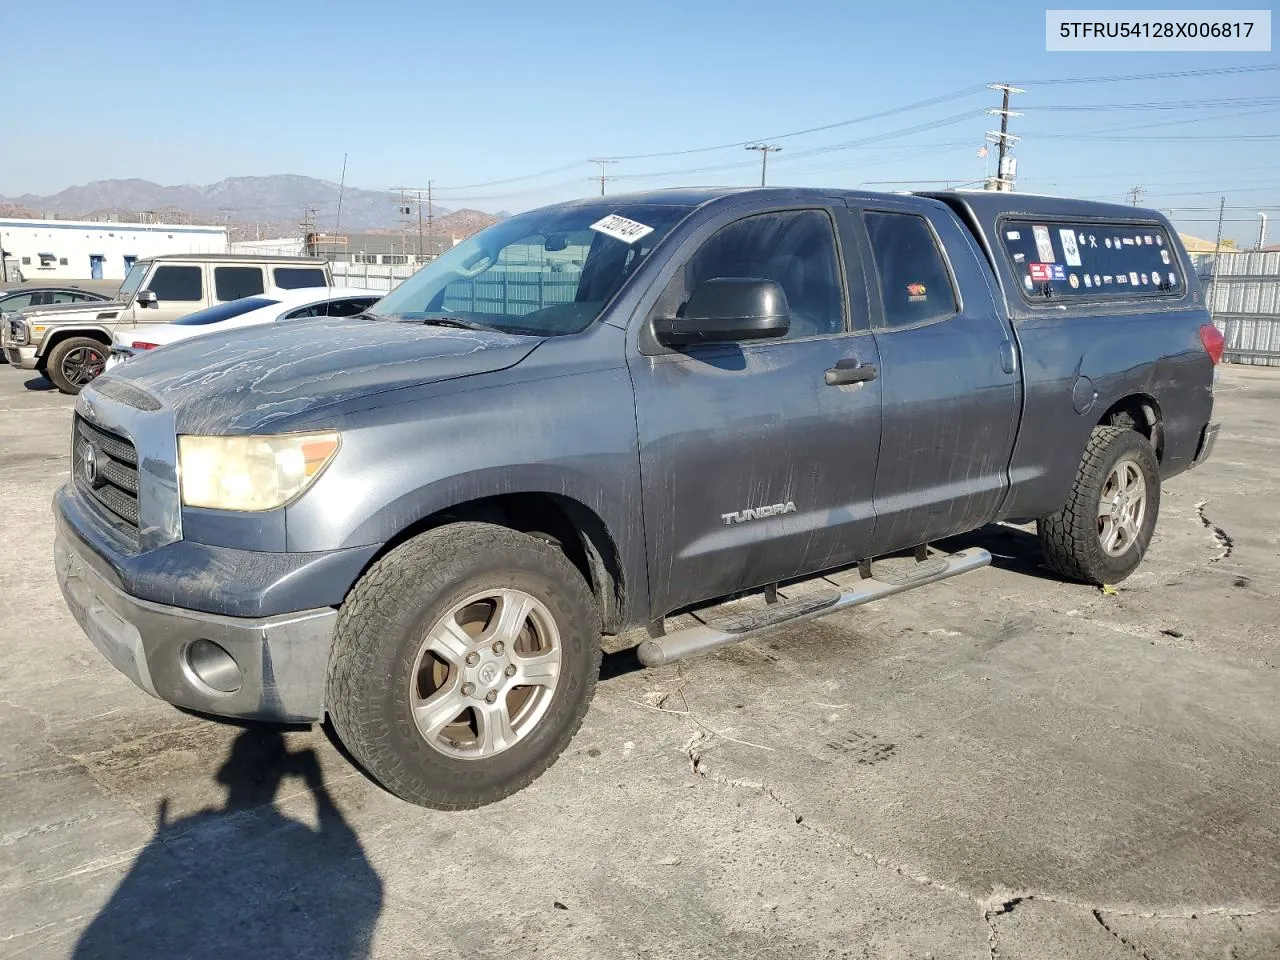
xmin=1160 ymin=249 xmax=1171 ymax=265
xmin=1029 ymin=263 xmax=1052 ymax=282
xmin=906 ymin=282 xmax=927 ymax=302
xmin=1052 ymin=264 xmax=1066 ymax=280
xmin=1083 ymin=274 xmax=1093 ymax=288
xmin=1059 ymin=229 xmax=1082 ymax=267
xmin=1143 ymin=235 xmax=1153 ymax=245
xmin=1129 ymin=271 xmax=1140 ymax=285
xmin=1023 ymin=274 xmax=1034 ymax=291
xmin=1068 ymin=274 xmax=1080 ymax=289
xmin=589 ymin=214 xmax=655 ymax=245
xmin=1006 ymin=230 xmax=1021 ymax=241
xmin=1156 ymin=235 xmax=1165 ymax=246
xmin=1032 ymin=225 xmax=1055 ymax=263
xmin=1013 ymin=252 xmax=1025 ymax=263
xmin=1169 ymin=271 xmax=1178 ymax=285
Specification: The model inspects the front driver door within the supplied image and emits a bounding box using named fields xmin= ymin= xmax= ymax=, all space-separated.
xmin=629 ymin=204 xmax=884 ymax=619
xmin=134 ymin=263 xmax=207 ymax=328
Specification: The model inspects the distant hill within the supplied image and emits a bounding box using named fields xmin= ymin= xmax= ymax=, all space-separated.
xmin=0 ymin=175 xmax=499 ymax=240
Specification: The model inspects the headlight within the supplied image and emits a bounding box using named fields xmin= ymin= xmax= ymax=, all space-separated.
xmin=178 ymin=432 xmax=340 ymax=511
xmin=7 ymin=319 xmax=29 ymax=345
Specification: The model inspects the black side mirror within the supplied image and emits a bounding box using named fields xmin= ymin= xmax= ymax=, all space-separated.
xmin=136 ymin=289 xmax=157 ymax=308
xmin=653 ymin=277 xmax=791 ymax=347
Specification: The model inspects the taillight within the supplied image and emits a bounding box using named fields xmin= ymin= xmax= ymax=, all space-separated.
xmin=1199 ymin=324 xmax=1224 ymax=365
xmin=131 ymin=341 xmax=159 ymax=351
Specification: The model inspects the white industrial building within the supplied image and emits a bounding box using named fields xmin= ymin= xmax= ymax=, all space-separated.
xmin=0 ymin=218 xmax=228 ymax=282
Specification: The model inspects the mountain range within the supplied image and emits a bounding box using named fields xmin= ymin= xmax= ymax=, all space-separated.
xmin=0 ymin=175 xmax=502 ymax=240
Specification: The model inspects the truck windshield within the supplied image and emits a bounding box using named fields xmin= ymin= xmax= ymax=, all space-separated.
xmin=117 ymin=263 xmax=148 ymax=300
xmin=367 ymin=203 xmax=692 ymax=336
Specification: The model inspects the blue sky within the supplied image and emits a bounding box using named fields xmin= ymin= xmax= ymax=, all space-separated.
xmin=5 ymin=0 xmax=1278 ymax=243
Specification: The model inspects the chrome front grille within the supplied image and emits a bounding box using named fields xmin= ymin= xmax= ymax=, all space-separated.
xmin=73 ymin=414 xmax=140 ymax=540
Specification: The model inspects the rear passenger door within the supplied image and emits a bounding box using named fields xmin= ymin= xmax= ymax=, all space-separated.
xmin=849 ymin=199 xmax=1022 ymax=554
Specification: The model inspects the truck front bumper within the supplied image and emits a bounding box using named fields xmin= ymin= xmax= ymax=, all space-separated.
xmin=55 ymin=526 xmax=337 ymax=723
xmin=2 ymin=345 xmax=37 ymax=369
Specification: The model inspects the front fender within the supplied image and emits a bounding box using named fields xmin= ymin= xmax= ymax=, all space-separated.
xmin=36 ymin=322 xmax=118 ymax=357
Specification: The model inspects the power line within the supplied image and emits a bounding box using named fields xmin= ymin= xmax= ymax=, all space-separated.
xmin=1127 ymin=186 xmax=1145 ymax=206
xmin=1013 ymin=63 xmax=1280 ymax=85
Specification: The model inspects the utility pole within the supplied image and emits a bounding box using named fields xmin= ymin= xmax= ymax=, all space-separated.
xmin=985 ymin=84 xmax=1023 ymax=192
xmin=1257 ymin=212 xmax=1268 ymax=250
xmin=300 ymin=207 xmax=318 ymax=256
xmin=1127 ymin=186 xmax=1145 ymax=206
xmin=425 ymin=181 xmax=434 ymax=260
xmin=745 ymin=143 xmax=782 ymax=186
xmin=589 ymin=159 xmax=617 ymax=196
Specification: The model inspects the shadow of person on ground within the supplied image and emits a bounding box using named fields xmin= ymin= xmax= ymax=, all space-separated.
xmin=73 ymin=727 xmax=383 ymax=960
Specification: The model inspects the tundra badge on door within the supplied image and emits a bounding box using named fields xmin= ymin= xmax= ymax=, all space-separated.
xmin=721 ymin=502 xmax=797 ymax=525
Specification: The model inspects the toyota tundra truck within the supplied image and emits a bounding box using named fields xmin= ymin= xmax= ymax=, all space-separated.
xmin=53 ymin=188 xmax=1221 ymax=809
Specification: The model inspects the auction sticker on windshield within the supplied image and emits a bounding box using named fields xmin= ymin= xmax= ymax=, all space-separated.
xmin=590 ymin=214 xmax=655 ymax=244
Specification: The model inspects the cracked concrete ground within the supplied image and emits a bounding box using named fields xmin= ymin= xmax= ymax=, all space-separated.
xmin=1 ymin=366 xmax=1278 ymax=959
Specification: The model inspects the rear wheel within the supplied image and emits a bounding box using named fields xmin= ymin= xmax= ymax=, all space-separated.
xmin=47 ymin=337 xmax=107 ymax=394
xmin=327 ymin=522 xmax=601 ymax=809
xmin=1038 ymin=426 xmax=1161 ymax=585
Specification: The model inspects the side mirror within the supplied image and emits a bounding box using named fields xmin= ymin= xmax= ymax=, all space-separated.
xmin=653 ymin=278 xmax=790 ymax=347
xmin=136 ymin=289 xmax=158 ymax=308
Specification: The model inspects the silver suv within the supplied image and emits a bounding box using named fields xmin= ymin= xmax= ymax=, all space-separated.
xmin=2 ymin=254 xmax=332 ymax=393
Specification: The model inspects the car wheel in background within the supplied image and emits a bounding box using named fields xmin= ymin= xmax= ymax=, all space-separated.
xmin=47 ymin=337 xmax=109 ymax=395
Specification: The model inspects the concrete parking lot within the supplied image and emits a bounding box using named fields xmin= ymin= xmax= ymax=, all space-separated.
xmin=1 ymin=365 xmax=1278 ymax=960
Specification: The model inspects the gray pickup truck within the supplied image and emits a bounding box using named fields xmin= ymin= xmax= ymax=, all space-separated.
xmin=53 ymin=188 xmax=1221 ymax=809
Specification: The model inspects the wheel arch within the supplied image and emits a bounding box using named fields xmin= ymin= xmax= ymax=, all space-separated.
xmin=350 ymin=492 xmax=629 ymax=635
xmin=1097 ymin=392 xmax=1164 ymax=462
xmin=38 ymin=326 xmax=113 ymax=367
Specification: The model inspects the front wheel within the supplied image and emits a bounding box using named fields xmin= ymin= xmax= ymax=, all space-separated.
xmin=327 ymin=522 xmax=601 ymax=809
xmin=46 ymin=337 xmax=107 ymax=394
xmin=1038 ymin=425 xmax=1161 ymax=585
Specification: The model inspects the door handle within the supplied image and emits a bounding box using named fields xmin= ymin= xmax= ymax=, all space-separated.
xmin=824 ymin=358 xmax=879 ymax=386
xmin=998 ymin=340 xmax=1017 ymax=375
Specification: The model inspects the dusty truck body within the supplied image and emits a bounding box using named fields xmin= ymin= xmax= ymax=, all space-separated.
xmin=53 ymin=187 xmax=1220 ymax=808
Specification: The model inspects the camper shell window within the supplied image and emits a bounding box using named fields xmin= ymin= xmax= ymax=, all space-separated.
xmin=1001 ymin=219 xmax=1182 ymax=303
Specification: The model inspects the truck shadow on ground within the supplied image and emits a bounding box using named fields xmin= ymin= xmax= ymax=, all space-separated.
xmin=72 ymin=727 xmax=383 ymax=960
xmin=23 ymin=375 xmax=55 ymax=391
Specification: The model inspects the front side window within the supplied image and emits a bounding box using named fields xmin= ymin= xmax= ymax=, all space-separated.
xmin=283 ymin=296 xmax=380 ymax=320
xmin=1 ymin=293 xmax=34 ymax=311
xmin=658 ymin=209 xmax=846 ymax=341
xmin=370 ymin=202 xmax=691 ymax=337
xmin=214 ymin=266 xmax=265 ymax=301
xmin=273 ymin=267 xmax=327 ymax=290
xmin=864 ymin=212 xmax=959 ymax=329
xmin=148 ymin=265 xmax=203 ymax=302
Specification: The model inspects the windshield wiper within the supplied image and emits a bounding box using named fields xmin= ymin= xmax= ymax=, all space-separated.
xmin=414 ymin=314 xmax=504 ymax=333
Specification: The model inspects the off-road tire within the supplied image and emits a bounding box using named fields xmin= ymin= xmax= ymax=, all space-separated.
xmin=46 ymin=336 xmax=107 ymax=395
xmin=327 ymin=522 xmax=601 ymax=809
xmin=1038 ymin=426 xmax=1161 ymax=585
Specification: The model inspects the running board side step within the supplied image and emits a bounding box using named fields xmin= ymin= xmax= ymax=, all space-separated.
xmin=637 ymin=547 xmax=991 ymax=668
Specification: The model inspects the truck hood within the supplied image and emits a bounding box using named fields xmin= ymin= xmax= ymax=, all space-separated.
xmin=92 ymin=317 xmax=544 ymax=433
xmin=22 ymin=300 xmax=125 ymax=321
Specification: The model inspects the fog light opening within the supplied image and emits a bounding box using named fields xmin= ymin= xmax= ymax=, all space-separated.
xmin=184 ymin=639 xmax=243 ymax=695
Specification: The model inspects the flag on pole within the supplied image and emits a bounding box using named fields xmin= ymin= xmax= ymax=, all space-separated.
xmin=976 ymin=145 xmax=989 ymax=159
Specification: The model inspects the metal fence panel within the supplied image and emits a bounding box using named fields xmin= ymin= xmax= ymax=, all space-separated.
xmin=1197 ymin=252 xmax=1280 ymax=366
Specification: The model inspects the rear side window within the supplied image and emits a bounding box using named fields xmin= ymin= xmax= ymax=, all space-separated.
xmin=148 ymin=265 xmax=203 ymax=302
xmin=282 ymin=297 xmax=378 ymax=320
xmin=214 ymin=266 xmax=265 ymax=301
xmin=172 ymin=297 xmax=279 ymax=326
xmin=864 ymin=212 xmax=959 ymax=329
xmin=0 ymin=293 xmax=34 ymax=311
xmin=273 ymin=267 xmax=327 ymax=290
xmin=1002 ymin=220 xmax=1181 ymax=301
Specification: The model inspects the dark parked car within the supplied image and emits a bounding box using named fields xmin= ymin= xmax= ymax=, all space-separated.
xmin=0 ymin=287 xmax=111 ymax=363
xmin=53 ymin=187 xmax=1220 ymax=809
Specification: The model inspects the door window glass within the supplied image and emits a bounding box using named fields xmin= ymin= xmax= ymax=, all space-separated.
xmin=214 ymin=266 xmax=265 ymax=301
xmin=148 ymin=266 xmax=203 ymax=301
xmin=273 ymin=267 xmax=327 ymax=289
xmin=864 ymin=212 xmax=959 ymax=329
xmin=1 ymin=294 xmax=34 ymax=311
xmin=665 ymin=209 xmax=845 ymax=340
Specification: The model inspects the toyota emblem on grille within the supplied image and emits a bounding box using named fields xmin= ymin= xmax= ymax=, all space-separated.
xmin=80 ymin=443 xmax=100 ymax=486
